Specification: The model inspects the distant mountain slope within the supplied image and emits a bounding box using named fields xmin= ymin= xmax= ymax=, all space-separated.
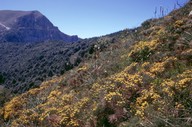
xmin=0 ymin=40 xmax=89 ymax=92
xmin=0 ymin=28 xmax=137 ymax=93
xmin=0 ymin=10 xmax=78 ymax=42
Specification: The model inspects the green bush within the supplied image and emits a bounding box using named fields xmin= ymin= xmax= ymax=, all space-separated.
xmin=130 ymin=46 xmax=153 ymax=62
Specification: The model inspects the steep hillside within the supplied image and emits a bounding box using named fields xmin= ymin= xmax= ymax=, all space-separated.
xmin=0 ymin=28 xmax=138 ymax=93
xmin=0 ymin=10 xmax=78 ymax=42
xmin=0 ymin=41 xmax=81 ymax=92
xmin=0 ymin=1 xmax=192 ymax=127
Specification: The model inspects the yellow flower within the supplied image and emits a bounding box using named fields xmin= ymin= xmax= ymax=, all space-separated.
xmin=177 ymin=78 xmax=192 ymax=88
xmin=175 ymin=102 xmax=185 ymax=110
xmin=77 ymin=65 xmax=88 ymax=72
xmin=174 ymin=20 xmax=184 ymax=28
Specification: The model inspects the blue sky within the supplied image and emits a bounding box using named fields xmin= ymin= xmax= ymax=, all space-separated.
xmin=0 ymin=0 xmax=189 ymax=38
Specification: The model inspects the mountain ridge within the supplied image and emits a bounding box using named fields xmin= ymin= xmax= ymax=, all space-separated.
xmin=0 ymin=10 xmax=78 ymax=42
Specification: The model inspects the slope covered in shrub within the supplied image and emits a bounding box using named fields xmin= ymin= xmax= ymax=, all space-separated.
xmin=0 ymin=1 xmax=191 ymax=127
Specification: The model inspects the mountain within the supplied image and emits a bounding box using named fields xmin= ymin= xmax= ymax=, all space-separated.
xmin=0 ymin=10 xmax=78 ymax=42
xmin=0 ymin=1 xmax=192 ymax=127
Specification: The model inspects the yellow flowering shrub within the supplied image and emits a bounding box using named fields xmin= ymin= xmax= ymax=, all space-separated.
xmin=112 ymin=73 xmax=142 ymax=88
xmin=161 ymin=79 xmax=175 ymax=97
xmin=128 ymin=39 xmax=160 ymax=62
xmin=150 ymin=62 xmax=165 ymax=74
xmin=134 ymin=86 xmax=161 ymax=118
xmin=59 ymin=97 xmax=90 ymax=126
xmin=3 ymin=96 xmax=26 ymax=120
xmin=141 ymin=62 xmax=150 ymax=70
xmin=176 ymin=69 xmax=192 ymax=90
xmin=77 ymin=65 xmax=88 ymax=72
xmin=128 ymin=39 xmax=159 ymax=56
xmin=177 ymin=78 xmax=192 ymax=89
xmin=10 ymin=109 xmax=40 ymax=127
xmin=150 ymin=56 xmax=178 ymax=75
xmin=148 ymin=26 xmax=164 ymax=38
xmin=156 ymin=27 xmax=166 ymax=36
xmin=104 ymin=91 xmax=125 ymax=106
xmin=47 ymin=89 xmax=62 ymax=101
xmin=175 ymin=102 xmax=185 ymax=110
xmin=174 ymin=20 xmax=184 ymax=28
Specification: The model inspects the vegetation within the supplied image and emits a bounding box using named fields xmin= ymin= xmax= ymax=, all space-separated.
xmin=0 ymin=74 xmax=5 ymax=84
xmin=0 ymin=1 xmax=192 ymax=127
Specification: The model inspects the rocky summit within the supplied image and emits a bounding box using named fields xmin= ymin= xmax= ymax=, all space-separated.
xmin=0 ymin=10 xmax=78 ymax=42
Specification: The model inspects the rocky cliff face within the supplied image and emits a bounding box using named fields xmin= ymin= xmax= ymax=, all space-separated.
xmin=0 ymin=10 xmax=78 ymax=42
